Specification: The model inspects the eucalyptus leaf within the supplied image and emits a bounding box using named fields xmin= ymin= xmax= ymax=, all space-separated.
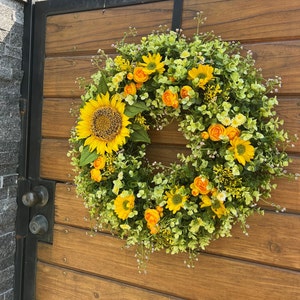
xmin=79 ymin=146 xmax=98 ymax=166
xmin=125 ymin=102 xmax=148 ymax=118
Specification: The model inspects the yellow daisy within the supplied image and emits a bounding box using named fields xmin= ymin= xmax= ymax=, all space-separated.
xmin=188 ymin=64 xmax=214 ymax=89
xmin=114 ymin=192 xmax=135 ymax=220
xmin=140 ymin=53 xmax=165 ymax=74
xmin=165 ymin=186 xmax=188 ymax=214
xmin=76 ymin=93 xmax=131 ymax=155
xmin=229 ymin=137 xmax=255 ymax=166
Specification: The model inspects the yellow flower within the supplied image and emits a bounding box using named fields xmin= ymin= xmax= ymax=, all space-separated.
xmin=90 ymin=168 xmax=102 ymax=182
xmin=229 ymin=137 xmax=255 ymax=166
xmin=114 ymin=55 xmax=131 ymax=71
xmin=76 ymin=93 xmax=131 ymax=155
xmin=165 ymin=186 xmax=188 ymax=214
xmin=114 ymin=192 xmax=135 ymax=220
xmin=140 ymin=52 xmax=165 ymax=74
xmin=188 ymin=64 xmax=214 ymax=89
xmin=200 ymin=195 xmax=227 ymax=218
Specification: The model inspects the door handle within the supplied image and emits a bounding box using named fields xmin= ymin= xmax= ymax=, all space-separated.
xmin=29 ymin=214 xmax=49 ymax=235
xmin=22 ymin=185 xmax=49 ymax=207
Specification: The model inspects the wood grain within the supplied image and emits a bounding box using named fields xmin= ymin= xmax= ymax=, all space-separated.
xmin=36 ymin=262 xmax=177 ymax=300
xmin=37 ymin=224 xmax=300 ymax=300
xmin=182 ymin=0 xmax=300 ymax=43
xmin=45 ymin=1 xmax=173 ymax=56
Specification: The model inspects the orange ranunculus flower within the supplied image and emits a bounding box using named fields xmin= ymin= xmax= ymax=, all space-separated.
xmin=162 ymin=90 xmax=179 ymax=108
xmin=201 ymin=131 xmax=209 ymax=140
xmin=180 ymin=85 xmax=193 ymax=98
xmin=133 ymin=67 xmax=149 ymax=83
xmin=145 ymin=208 xmax=160 ymax=227
xmin=124 ymin=82 xmax=137 ymax=96
xmin=208 ymin=123 xmax=226 ymax=141
xmin=93 ymin=156 xmax=106 ymax=170
xmin=127 ymin=72 xmax=133 ymax=80
xmin=225 ymin=126 xmax=240 ymax=140
xmin=191 ymin=176 xmax=210 ymax=195
xmin=90 ymin=168 xmax=102 ymax=182
xmin=149 ymin=224 xmax=160 ymax=234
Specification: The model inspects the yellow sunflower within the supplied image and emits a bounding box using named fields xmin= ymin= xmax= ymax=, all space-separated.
xmin=188 ymin=64 xmax=214 ymax=89
xmin=140 ymin=53 xmax=165 ymax=74
xmin=114 ymin=192 xmax=135 ymax=220
xmin=76 ymin=92 xmax=131 ymax=155
xmin=229 ymin=137 xmax=255 ymax=166
xmin=165 ymin=186 xmax=188 ymax=214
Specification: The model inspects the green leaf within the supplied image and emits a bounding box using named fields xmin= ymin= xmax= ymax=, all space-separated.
xmin=79 ymin=146 xmax=98 ymax=166
xmin=98 ymin=73 xmax=108 ymax=95
xmin=130 ymin=124 xmax=151 ymax=143
xmin=125 ymin=102 xmax=148 ymax=118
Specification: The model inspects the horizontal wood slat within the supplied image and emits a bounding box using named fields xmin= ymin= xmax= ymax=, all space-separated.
xmin=37 ymin=224 xmax=300 ymax=299
xmin=36 ymin=262 xmax=177 ymax=300
xmin=182 ymin=0 xmax=300 ymax=43
xmin=54 ymin=182 xmax=300 ymax=271
xmin=45 ymin=1 xmax=173 ymax=56
xmin=42 ymin=41 xmax=300 ymax=98
xmin=41 ymin=97 xmax=300 ymax=150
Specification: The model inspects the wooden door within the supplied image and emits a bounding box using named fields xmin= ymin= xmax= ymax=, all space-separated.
xmin=22 ymin=0 xmax=300 ymax=299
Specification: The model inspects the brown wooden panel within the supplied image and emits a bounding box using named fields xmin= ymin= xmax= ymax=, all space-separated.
xmin=54 ymin=183 xmax=300 ymax=270
xmin=42 ymin=97 xmax=300 ymax=151
xmin=43 ymin=41 xmax=300 ymax=98
xmin=247 ymin=41 xmax=300 ymax=94
xmin=37 ymin=224 xmax=300 ymax=299
xmin=206 ymin=212 xmax=300 ymax=271
xmin=182 ymin=0 xmax=300 ymax=42
xmin=40 ymin=139 xmax=73 ymax=182
xmin=36 ymin=262 xmax=175 ymax=300
xmin=45 ymin=1 xmax=173 ymax=56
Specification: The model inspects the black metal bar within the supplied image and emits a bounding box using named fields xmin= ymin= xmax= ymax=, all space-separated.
xmin=171 ymin=0 xmax=184 ymax=31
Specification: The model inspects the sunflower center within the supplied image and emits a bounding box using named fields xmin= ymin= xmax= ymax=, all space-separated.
xmin=236 ymin=144 xmax=246 ymax=155
xmin=172 ymin=194 xmax=182 ymax=205
xmin=122 ymin=200 xmax=129 ymax=210
xmin=92 ymin=107 xmax=122 ymax=141
xmin=198 ymin=73 xmax=207 ymax=80
xmin=147 ymin=62 xmax=157 ymax=70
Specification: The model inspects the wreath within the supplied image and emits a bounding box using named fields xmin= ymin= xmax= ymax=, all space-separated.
xmin=69 ymin=14 xmax=295 ymax=269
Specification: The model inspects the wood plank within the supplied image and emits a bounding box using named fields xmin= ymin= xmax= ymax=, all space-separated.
xmin=36 ymin=262 xmax=177 ymax=300
xmin=54 ymin=183 xmax=300 ymax=270
xmin=42 ymin=41 xmax=300 ymax=98
xmin=41 ymin=97 xmax=300 ymax=151
xmin=45 ymin=1 xmax=173 ymax=56
xmin=37 ymin=224 xmax=300 ymax=299
xmin=40 ymin=139 xmax=73 ymax=182
xmin=182 ymin=0 xmax=300 ymax=43
xmin=206 ymin=212 xmax=300 ymax=271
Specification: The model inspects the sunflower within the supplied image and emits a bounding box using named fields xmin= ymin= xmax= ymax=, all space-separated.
xmin=165 ymin=186 xmax=188 ymax=214
xmin=76 ymin=93 xmax=131 ymax=155
xmin=140 ymin=52 xmax=165 ymax=74
xmin=229 ymin=137 xmax=255 ymax=166
xmin=188 ymin=64 xmax=214 ymax=89
xmin=114 ymin=192 xmax=135 ymax=220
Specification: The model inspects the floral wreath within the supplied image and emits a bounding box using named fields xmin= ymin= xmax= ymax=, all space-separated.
xmin=69 ymin=14 xmax=295 ymax=268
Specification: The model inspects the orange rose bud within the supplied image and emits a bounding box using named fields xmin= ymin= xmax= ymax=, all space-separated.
xmin=162 ymin=90 xmax=179 ymax=108
xmin=201 ymin=131 xmax=209 ymax=140
xmin=124 ymin=82 xmax=137 ymax=96
xmin=225 ymin=126 xmax=240 ymax=140
xmin=93 ymin=156 xmax=106 ymax=170
xmin=208 ymin=123 xmax=226 ymax=141
xmin=144 ymin=208 xmax=160 ymax=227
xmin=180 ymin=85 xmax=193 ymax=98
xmin=193 ymin=176 xmax=210 ymax=195
xmin=90 ymin=168 xmax=102 ymax=182
xmin=133 ymin=67 xmax=149 ymax=83
xmin=127 ymin=72 xmax=133 ymax=80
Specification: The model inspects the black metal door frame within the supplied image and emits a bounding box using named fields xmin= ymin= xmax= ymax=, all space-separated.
xmin=15 ymin=0 xmax=183 ymax=299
